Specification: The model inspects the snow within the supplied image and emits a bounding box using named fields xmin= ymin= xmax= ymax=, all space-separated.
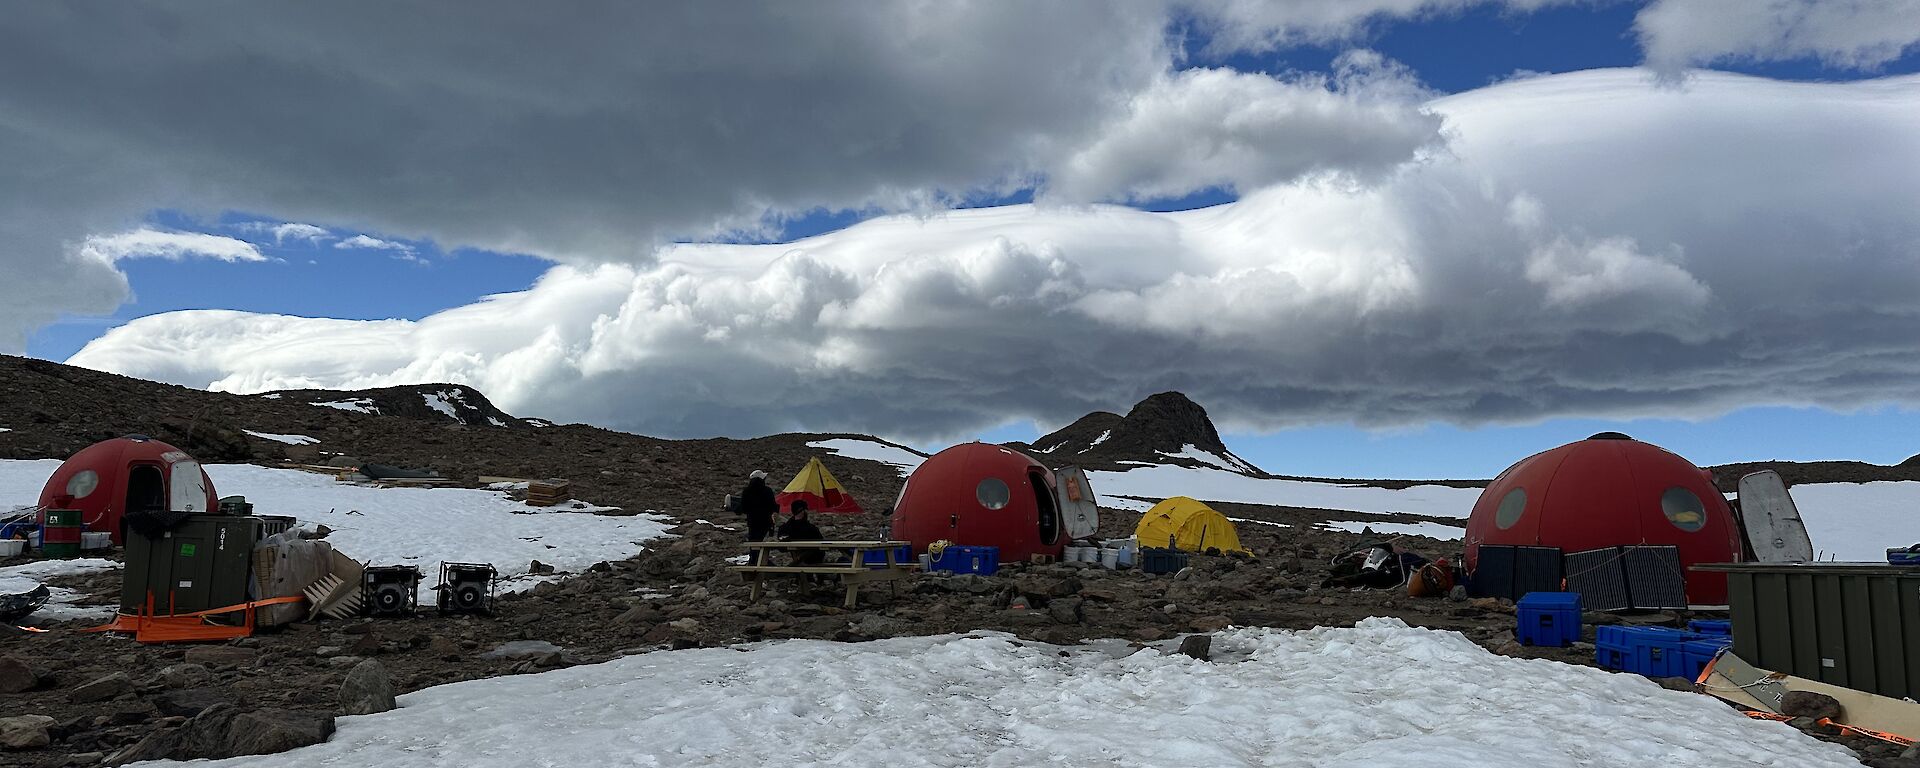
xmin=258 ymin=393 xmax=282 ymax=399
xmin=0 ymin=558 xmax=120 ymax=622
xmin=1089 ymin=464 xmax=1482 ymax=519
xmin=312 ymin=398 xmax=378 ymax=414
xmin=242 ymin=429 xmax=320 ymax=446
xmin=486 ymin=416 xmax=507 ymax=427
xmin=1155 ymin=444 xmax=1259 ymax=474
xmin=147 ymin=619 xmax=1858 ymax=768
xmin=421 ymin=391 xmax=460 ymax=420
xmin=1782 ymin=481 xmax=1920 ymax=561
xmin=197 ymin=464 xmax=673 ymax=600
xmin=1101 ymin=495 xmax=1156 ymax=513
xmin=0 ymin=427 xmax=11 ymax=433
xmin=807 ymin=438 xmax=925 ymax=475
xmin=1084 ymin=429 xmax=1111 ymax=450
xmin=1228 ymin=516 xmax=1292 ymax=529
xmin=1317 ymin=520 xmax=1465 ymax=540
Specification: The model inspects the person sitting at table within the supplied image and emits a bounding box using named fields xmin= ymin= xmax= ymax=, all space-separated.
xmin=778 ymin=501 xmax=826 ymax=567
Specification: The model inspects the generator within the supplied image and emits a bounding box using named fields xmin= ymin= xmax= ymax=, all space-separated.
xmin=435 ymin=562 xmax=497 ymax=616
xmin=120 ymin=515 xmax=262 ymax=615
xmin=362 ymin=565 xmax=422 ymax=618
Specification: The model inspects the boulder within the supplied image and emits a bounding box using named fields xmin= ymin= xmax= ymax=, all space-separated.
xmin=1780 ymin=691 xmax=1844 ymax=721
xmin=158 ymin=663 xmax=212 ymax=689
xmin=340 ymin=660 xmax=397 ymax=716
xmin=0 ymin=657 xmax=35 ymax=694
xmin=0 ymin=715 xmax=55 ymax=750
xmin=1014 ymin=575 xmax=1081 ymax=599
xmin=68 ymin=672 xmax=132 ymax=704
xmin=1447 ymin=585 xmax=1468 ymax=602
xmin=1177 ymin=635 xmax=1212 ymax=661
xmin=1048 ymin=597 xmax=1085 ymax=624
xmin=1188 ymin=614 xmax=1233 ymax=633
xmin=427 ymin=636 xmax=463 ymax=660
xmin=226 ymin=710 xmax=335 ymax=757
xmin=156 ymin=689 xmax=231 ymax=718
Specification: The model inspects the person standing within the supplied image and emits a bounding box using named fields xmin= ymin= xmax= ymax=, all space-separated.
xmin=739 ymin=470 xmax=779 ymax=564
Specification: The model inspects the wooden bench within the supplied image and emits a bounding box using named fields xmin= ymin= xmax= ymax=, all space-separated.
xmin=731 ymin=540 xmax=916 ymax=608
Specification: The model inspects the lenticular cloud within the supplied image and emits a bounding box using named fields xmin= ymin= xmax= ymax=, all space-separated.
xmin=68 ymin=69 xmax=1920 ymax=440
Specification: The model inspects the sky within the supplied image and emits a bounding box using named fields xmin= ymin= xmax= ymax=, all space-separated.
xmin=7 ymin=1 xmax=1920 ymax=479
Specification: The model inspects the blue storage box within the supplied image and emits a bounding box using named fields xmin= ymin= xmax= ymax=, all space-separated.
xmin=1887 ymin=547 xmax=1920 ymax=565
xmin=930 ymin=545 xmax=999 ymax=576
xmin=1680 ymin=637 xmax=1733 ymax=680
xmin=1686 ymin=619 xmax=1731 ymax=636
xmin=1594 ymin=626 xmax=1706 ymax=677
xmin=860 ymin=545 xmax=913 ymax=568
xmin=1516 ymin=592 xmax=1582 ymax=647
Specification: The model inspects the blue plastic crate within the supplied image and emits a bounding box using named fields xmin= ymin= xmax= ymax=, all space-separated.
xmin=930 ymin=545 xmax=999 ymax=576
xmin=1888 ymin=547 xmax=1920 ymax=565
xmin=1593 ymin=626 xmax=1704 ymax=677
xmin=1680 ymin=637 xmax=1733 ymax=680
xmin=1516 ymin=592 xmax=1582 ymax=647
xmin=860 ymin=545 xmax=913 ymax=568
xmin=1139 ymin=547 xmax=1189 ymax=575
xmin=1686 ymin=619 xmax=1731 ymax=636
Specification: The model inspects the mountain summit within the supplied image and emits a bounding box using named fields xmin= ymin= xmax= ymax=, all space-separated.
xmin=1025 ymin=392 xmax=1263 ymax=475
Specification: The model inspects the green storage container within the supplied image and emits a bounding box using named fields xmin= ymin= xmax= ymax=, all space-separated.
xmin=121 ymin=515 xmax=261 ymax=615
xmin=44 ymin=509 xmax=82 ymax=526
xmin=1694 ymin=562 xmax=1920 ymax=699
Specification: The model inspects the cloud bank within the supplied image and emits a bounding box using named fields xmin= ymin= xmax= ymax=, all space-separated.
xmin=1638 ymin=0 xmax=1920 ymax=74
xmin=68 ymin=70 xmax=1920 ymax=440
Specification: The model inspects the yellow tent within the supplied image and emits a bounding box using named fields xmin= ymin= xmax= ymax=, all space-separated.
xmin=776 ymin=457 xmax=863 ymax=514
xmin=1135 ymin=496 xmax=1248 ymax=553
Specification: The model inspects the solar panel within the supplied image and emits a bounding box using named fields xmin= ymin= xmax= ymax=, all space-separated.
xmin=1622 ymin=545 xmax=1688 ymax=609
xmin=1472 ymin=545 xmax=1516 ymax=599
xmin=1563 ymin=547 xmax=1631 ymax=611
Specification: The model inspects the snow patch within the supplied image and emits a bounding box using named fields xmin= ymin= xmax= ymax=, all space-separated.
xmin=0 ymin=427 xmax=11 ymax=433
xmin=0 ymin=558 xmax=120 ymax=622
xmin=187 ymin=464 xmax=673 ymax=601
xmin=807 ymin=438 xmax=925 ymax=475
xmin=421 ymin=391 xmax=461 ymax=420
xmin=258 ymin=393 xmax=282 ymax=399
xmin=1078 ymin=429 xmax=1112 ymax=454
xmin=147 ymin=619 xmax=1860 ymax=767
xmin=242 ymin=429 xmax=319 ymax=446
xmin=313 ymin=398 xmax=378 ymax=414
xmin=1317 ymin=520 xmax=1464 ymax=540
xmin=1228 ymin=516 xmax=1293 ymax=529
xmin=1089 ymin=465 xmax=1480 ymax=519
xmin=1101 ymin=496 xmax=1156 ymax=513
xmin=1783 ymin=481 xmax=1920 ymax=561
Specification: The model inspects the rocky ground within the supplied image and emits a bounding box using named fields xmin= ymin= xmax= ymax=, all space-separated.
xmin=3 ymin=355 xmax=1917 ymax=765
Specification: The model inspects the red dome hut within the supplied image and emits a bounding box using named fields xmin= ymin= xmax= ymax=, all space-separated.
xmin=891 ymin=443 xmax=1079 ymax=562
xmin=37 ymin=436 xmax=217 ymax=545
xmin=1464 ymin=433 xmax=1741 ymax=604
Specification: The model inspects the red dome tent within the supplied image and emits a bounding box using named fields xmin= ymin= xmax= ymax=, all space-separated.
xmin=1464 ymin=433 xmax=1741 ymax=605
xmin=892 ymin=443 xmax=1096 ymax=562
xmin=37 ymin=436 xmax=218 ymax=545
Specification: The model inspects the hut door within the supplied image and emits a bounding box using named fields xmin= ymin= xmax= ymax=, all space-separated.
xmin=1054 ymin=466 xmax=1100 ymax=540
xmin=1030 ymin=470 xmax=1059 ymax=545
xmin=169 ymin=461 xmax=209 ymax=513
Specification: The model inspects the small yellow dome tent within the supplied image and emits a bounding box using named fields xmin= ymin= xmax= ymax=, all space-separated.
xmin=1135 ymin=496 xmax=1249 ymax=554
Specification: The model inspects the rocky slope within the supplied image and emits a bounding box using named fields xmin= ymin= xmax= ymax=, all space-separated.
xmin=1021 ymin=392 xmax=1263 ymax=475
xmin=259 ymin=384 xmax=529 ymax=429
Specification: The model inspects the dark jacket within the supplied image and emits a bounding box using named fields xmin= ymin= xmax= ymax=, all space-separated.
xmin=740 ymin=477 xmax=779 ymax=527
xmin=777 ymin=517 xmax=823 ymax=542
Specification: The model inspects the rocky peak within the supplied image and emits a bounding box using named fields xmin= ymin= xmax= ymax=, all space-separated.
xmin=261 ymin=384 xmax=527 ymax=428
xmin=1025 ymin=391 xmax=1263 ymax=475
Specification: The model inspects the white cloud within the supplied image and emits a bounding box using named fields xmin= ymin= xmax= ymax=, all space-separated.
xmin=1637 ymin=0 xmax=1920 ymax=74
xmin=335 ymin=234 xmax=423 ymax=263
xmin=67 ymin=70 xmax=1920 ymax=439
xmin=1183 ymin=0 xmax=1580 ymax=53
xmin=1043 ymin=52 xmax=1443 ymax=203
xmin=267 ymin=222 xmax=332 ymax=243
xmin=77 ymin=229 xmax=266 ymax=263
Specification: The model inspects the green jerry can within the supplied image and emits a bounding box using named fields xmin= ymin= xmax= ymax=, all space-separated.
xmin=121 ymin=515 xmax=262 ymax=615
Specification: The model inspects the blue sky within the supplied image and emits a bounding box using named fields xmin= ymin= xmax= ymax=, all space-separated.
xmin=22 ymin=2 xmax=1920 ymax=479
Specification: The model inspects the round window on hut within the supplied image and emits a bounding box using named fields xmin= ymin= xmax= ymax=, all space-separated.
xmin=976 ymin=478 xmax=1010 ymax=510
xmin=1661 ymin=487 xmax=1707 ymax=532
xmin=1494 ymin=487 xmax=1526 ymax=530
xmin=66 ymin=469 xmax=99 ymax=500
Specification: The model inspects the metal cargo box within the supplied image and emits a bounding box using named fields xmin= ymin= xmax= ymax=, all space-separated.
xmin=1694 ymin=562 xmax=1920 ymax=699
xmin=121 ymin=515 xmax=262 ymax=615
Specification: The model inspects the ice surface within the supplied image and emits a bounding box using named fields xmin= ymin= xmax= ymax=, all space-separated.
xmin=1785 ymin=481 xmax=1920 ymax=561
xmin=421 ymin=391 xmax=459 ymax=420
xmin=136 ymin=619 xmax=1858 ymax=767
xmin=243 ymin=430 xmax=319 ymax=446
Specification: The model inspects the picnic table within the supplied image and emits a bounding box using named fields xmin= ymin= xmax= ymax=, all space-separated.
xmin=731 ymin=540 xmax=917 ymax=609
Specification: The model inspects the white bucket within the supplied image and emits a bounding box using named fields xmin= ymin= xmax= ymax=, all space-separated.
xmin=0 ymin=539 xmax=23 ymax=557
xmin=1077 ymin=546 xmax=1099 ymax=563
xmin=80 ymin=531 xmax=112 ymax=550
xmin=1099 ymin=548 xmax=1120 ymax=569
